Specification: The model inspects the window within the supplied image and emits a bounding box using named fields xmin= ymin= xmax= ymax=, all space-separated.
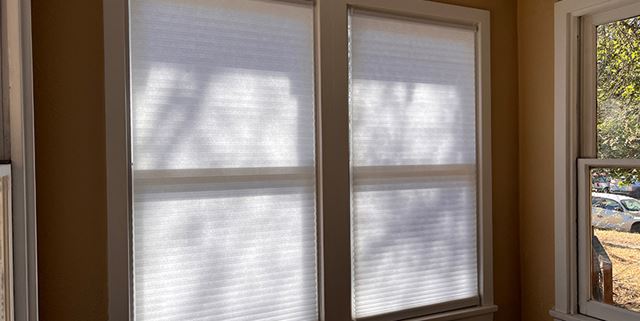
xmin=349 ymin=10 xmax=481 ymax=319
xmin=129 ymin=0 xmax=317 ymax=319
xmin=105 ymin=1 xmax=493 ymax=321
xmin=554 ymin=1 xmax=640 ymax=321
xmin=620 ymin=199 xmax=640 ymax=211
xmin=578 ymin=6 xmax=640 ymax=320
xmin=592 ymin=197 xmax=623 ymax=212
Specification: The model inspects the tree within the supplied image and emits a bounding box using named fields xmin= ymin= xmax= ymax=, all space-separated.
xmin=596 ymin=17 xmax=640 ymax=182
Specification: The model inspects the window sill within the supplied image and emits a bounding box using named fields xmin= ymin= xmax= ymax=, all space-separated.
xmin=401 ymin=305 xmax=497 ymax=321
xmin=550 ymin=310 xmax=603 ymax=321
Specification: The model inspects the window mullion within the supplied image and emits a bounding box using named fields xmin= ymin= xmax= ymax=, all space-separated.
xmin=315 ymin=1 xmax=352 ymax=321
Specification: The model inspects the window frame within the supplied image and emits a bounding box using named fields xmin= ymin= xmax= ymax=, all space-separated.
xmin=1 ymin=0 xmax=38 ymax=320
xmin=103 ymin=1 xmax=494 ymax=320
xmin=553 ymin=1 xmax=640 ymax=321
xmin=346 ymin=5 xmax=491 ymax=321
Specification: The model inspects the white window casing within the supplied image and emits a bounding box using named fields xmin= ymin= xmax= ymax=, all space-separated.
xmin=2 ymin=0 xmax=38 ymax=320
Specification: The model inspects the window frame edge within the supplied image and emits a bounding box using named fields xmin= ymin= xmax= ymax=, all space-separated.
xmin=104 ymin=0 xmax=132 ymax=320
xmin=3 ymin=0 xmax=39 ymax=320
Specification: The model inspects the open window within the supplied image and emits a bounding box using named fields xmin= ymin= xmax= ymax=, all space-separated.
xmin=554 ymin=1 xmax=640 ymax=320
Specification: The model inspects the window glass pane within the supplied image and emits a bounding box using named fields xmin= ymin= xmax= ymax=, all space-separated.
xmin=349 ymin=12 xmax=478 ymax=318
xmin=590 ymin=168 xmax=640 ymax=312
xmin=597 ymin=16 xmax=640 ymax=159
xmin=130 ymin=0 xmax=317 ymax=320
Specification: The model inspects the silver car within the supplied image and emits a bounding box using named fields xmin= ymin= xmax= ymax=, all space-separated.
xmin=592 ymin=193 xmax=640 ymax=233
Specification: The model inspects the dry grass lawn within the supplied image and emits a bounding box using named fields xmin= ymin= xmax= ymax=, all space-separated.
xmin=594 ymin=229 xmax=640 ymax=312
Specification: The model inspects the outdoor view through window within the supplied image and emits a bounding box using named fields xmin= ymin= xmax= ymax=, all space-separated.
xmin=591 ymin=15 xmax=640 ymax=312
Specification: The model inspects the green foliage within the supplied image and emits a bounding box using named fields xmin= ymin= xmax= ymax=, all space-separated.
xmin=597 ymin=17 xmax=640 ymax=182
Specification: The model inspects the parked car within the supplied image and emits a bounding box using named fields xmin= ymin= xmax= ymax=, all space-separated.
xmin=593 ymin=192 xmax=640 ymax=213
xmin=591 ymin=174 xmax=610 ymax=192
xmin=592 ymin=192 xmax=640 ymax=233
xmin=608 ymin=179 xmax=640 ymax=198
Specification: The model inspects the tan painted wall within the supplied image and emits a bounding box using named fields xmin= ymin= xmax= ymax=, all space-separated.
xmin=518 ymin=0 xmax=556 ymax=320
xmin=432 ymin=1 xmax=522 ymax=320
xmin=32 ymin=0 xmax=108 ymax=320
xmin=30 ymin=0 xmax=521 ymax=320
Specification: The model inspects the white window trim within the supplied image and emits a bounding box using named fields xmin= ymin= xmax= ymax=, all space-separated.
xmin=2 ymin=0 xmax=38 ymax=320
xmin=103 ymin=1 xmax=494 ymax=320
xmin=553 ymin=1 xmax=640 ymax=320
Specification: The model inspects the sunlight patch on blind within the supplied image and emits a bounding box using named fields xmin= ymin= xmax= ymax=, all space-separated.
xmin=130 ymin=0 xmax=317 ymax=320
xmin=349 ymin=12 xmax=479 ymax=318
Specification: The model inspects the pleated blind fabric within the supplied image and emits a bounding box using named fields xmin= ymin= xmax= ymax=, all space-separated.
xmin=130 ymin=0 xmax=317 ymax=320
xmin=349 ymin=12 xmax=479 ymax=318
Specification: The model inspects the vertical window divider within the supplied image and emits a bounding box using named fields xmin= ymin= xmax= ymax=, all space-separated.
xmin=316 ymin=1 xmax=352 ymax=320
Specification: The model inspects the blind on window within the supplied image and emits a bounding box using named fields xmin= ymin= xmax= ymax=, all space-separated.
xmin=130 ymin=0 xmax=317 ymax=320
xmin=349 ymin=12 xmax=479 ymax=318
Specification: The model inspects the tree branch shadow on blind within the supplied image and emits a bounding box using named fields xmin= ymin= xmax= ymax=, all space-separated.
xmin=129 ymin=0 xmax=318 ymax=320
xmin=349 ymin=13 xmax=479 ymax=317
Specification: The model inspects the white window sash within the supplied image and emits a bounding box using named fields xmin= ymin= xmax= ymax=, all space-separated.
xmin=577 ymin=159 xmax=640 ymax=321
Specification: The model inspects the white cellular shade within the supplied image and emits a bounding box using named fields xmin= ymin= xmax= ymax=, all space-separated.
xmin=131 ymin=0 xmax=315 ymax=170
xmin=349 ymin=13 xmax=479 ymax=318
xmin=130 ymin=0 xmax=317 ymax=320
